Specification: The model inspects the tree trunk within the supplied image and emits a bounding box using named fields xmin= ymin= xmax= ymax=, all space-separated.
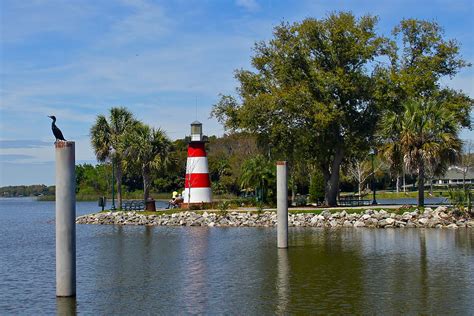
xmin=403 ymin=169 xmax=406 ymax=193
xmin=291 ymin=185 xmax=296 ymax=206
xmin=143 ymin=164 xmax=151 ymax=201
xmin=358 ymin=172 xmax=362 ymax=200
xmin=418 ymin=163 xmax=425 ymax=207
xmin=290 ymin=175 xmax=296 ymax=206
xmin=326 ymin=171 xmax=340 ymax=206
xmin=324 ymin=145 xmax=344 ymax=207
xmin=463 ymin=169 xmax=466 ymax=192
xmin=396 ymin=175 xmax=400 ymax=194
xmin=358 ymin=182 xmax=362 ymax=201
xmin=116 ymin=159 xmax=123 ymax=210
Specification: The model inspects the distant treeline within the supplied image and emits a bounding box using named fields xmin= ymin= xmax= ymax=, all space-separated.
xmin=0 ymin=132 xmax=417 ymax=202
xmin=1 ymin=185 xmax=55 ymax=197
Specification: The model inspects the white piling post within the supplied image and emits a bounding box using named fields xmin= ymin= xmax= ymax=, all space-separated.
xmin=55 ymin=141 xmax=76 ymax=297
xmin=56 ymin=297 xmax=77 ymax=315
xmin=277 ymin=161 xmax=288 ymax=248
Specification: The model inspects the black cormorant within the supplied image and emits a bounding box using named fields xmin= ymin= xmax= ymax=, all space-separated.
xmin=48 ymin=115 xmax=66 ymax=142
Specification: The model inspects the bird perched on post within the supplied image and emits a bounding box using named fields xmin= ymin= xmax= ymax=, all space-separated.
xmin=48 ymin=115 xmax=67 ymax=142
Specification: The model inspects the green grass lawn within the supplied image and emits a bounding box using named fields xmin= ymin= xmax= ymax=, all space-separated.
xmin=375 ymin=190 xmax=452 ymax=199
xmin=95 ymin=205 xmax=423 ymax=217
xmin=39 ymin=191 xmax=239 ymax=202
xmin=288 ymin=206 xmax=422 ymax=215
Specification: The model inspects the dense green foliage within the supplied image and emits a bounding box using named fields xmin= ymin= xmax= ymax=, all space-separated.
xmin=207 ymin=133 xmax=261 ymax=195
xmin=309 ymin=170 xmax=325 ymax=204
xmin=75 ymin=163 xmax=110 ymax=195
xmin=240 ymin=155 xmax=275 ymax=202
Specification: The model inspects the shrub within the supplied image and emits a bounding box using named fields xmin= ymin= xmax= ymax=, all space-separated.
xmin=217 ymin=201 xmax=230 ymax=218
xmin=309 ymin=170 xmax=325 ymax=204
xmin=189 ymin=204 xmax=202 ymax=211
xmin=256 ymin=201 xmax=265 ymax=218
xmin=294 ymin=195 xmax=308 ymax=207
xmin=227 ymin=197 xmax=256 ymax=207
xmin=448 ymin=187 xmax=472 ymax=215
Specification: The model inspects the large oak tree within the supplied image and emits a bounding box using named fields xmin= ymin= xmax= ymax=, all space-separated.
xmin=212 ymin=12 xmax=388 ymax=206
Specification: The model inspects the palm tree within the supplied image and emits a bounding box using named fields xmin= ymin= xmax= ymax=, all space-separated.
xmin=214 ymin=158 xmax=231 ymax=180
xmin=90 ymin=107 xmax=137 ymax=209
xmin=124 ymin=123 xmax=172 ymax=201
xmin=379 ymin=99 xmax=461 ymax=206
xmin=240 ymin=155 xmax=275 ymax=203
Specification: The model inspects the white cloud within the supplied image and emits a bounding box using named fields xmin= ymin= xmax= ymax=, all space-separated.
xmin=236 ymin=0 xmax=259 ymax=12
xmin=0 ymin=135 xmax=94 ymax=163
xmin=1 ymin=32 xmax=253 ymax=112
xmin=1 ymin=0 xmax=171 ymax=46
xmin=106 ymin=0 xmax=172 ymax=45
xmin=0 ymin=0 xmax=97 ymax=43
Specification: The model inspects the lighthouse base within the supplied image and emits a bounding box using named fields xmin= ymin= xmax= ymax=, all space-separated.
xmin=182 ymin=187 xmax=212 ymax=204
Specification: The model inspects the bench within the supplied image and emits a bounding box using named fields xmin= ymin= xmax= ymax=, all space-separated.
xmin=167 ymin=197 xmax=184 ymax=209
xmin=122 ymin=200 xmax=145 ymax=211
xmin=337 ymin=198 xmax=372 ymax=207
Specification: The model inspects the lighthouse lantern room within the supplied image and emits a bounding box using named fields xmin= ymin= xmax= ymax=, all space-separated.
xmin=182 ymin=121 xmax=212 ymax=205
xmin=190 ymin=121 xmax=203 ymax=141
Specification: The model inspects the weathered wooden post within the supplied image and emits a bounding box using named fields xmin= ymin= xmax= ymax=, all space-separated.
xmin=277 ymin=161 xmax=288 ymax=248
xmin=55 ymin=141 xmax=76 ymax=297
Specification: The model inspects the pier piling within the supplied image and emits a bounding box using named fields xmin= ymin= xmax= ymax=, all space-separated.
xmin=277 ymin=161 xmax=288 ymax=248
xmin=55 ymin=141 xmax=76 ymax=297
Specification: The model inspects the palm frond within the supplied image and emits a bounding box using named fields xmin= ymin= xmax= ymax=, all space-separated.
xmin=90 ymin=115 xmax=111 ymax=162
xmin=380 ymin=97 xmax=461 ymax=176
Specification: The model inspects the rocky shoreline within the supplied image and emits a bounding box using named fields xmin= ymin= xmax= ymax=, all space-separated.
xmin=76 ymin=207 xmax=474 ymax=228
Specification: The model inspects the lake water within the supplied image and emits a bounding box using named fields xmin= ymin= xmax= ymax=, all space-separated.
xmin=1 ymin=198 xmax=473 ymax=314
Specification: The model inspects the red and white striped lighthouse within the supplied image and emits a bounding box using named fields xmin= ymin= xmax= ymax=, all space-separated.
xmin=182 ymin=121 xmax=212 ymax=204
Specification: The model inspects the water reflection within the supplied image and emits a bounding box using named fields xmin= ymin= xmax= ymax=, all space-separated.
xmin=56 ymin=297 xmax=76 ymax=316
xmin=180 ymin=228 xmax=210 ymax=314
xmin=276 ymin=249 xmax=289 ymax=314
xmin=356 ymin=229 xmax=474 ymax=314
xmin=288 ymin=229 xmax=365 ymax=313
xmin=455 ymin=228 xmax=474 ymax=253
xmin=419 ymin=232 xmax=428 ymax=312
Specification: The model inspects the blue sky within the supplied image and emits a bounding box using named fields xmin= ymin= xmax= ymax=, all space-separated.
xmin=1 ymin=0 xmax=473 ymax=186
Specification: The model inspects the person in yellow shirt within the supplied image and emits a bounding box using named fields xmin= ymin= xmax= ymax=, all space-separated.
xmin=167 ymin=191 xmax=179 ymax=209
